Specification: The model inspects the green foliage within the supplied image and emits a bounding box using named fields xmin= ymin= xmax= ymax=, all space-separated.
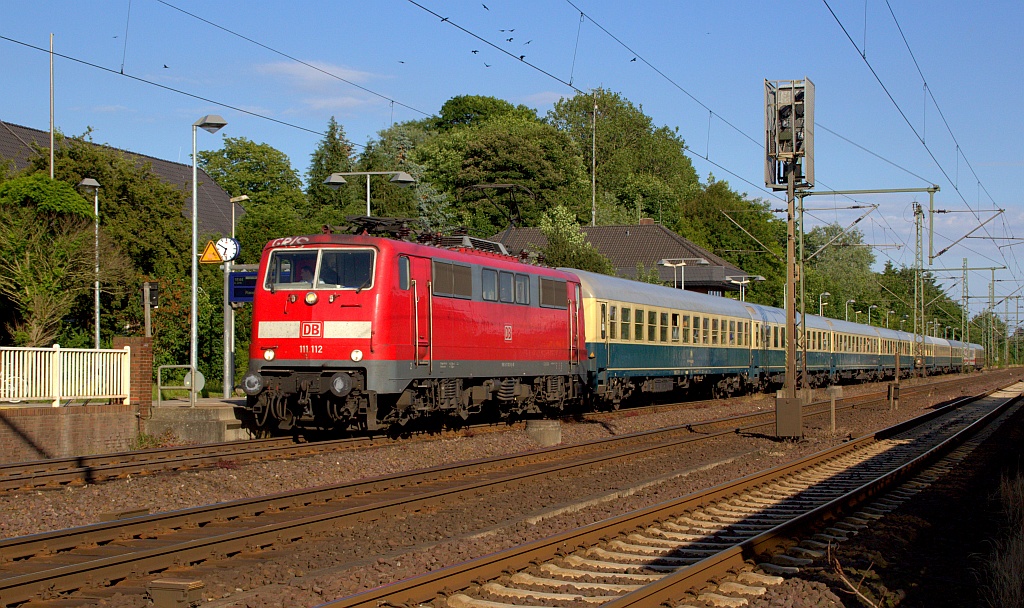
xmin=418 ymin=112 xmax=589 ymax=236
xmin=634 ymin=262 xmax=664 ymax=285
xmin=538 ymin=205 xmax=614 ymax=275
xmin=547 ymin=88 xmax=700 ymax=227
xmin=305 ymin=117 xmax=360 ymax=226
xmin=356 ymin=123 xmax=428 ymax=220
xmin=434 ymin=95 xmax=539 ymax=131
xmin=0 ymin=175 xmax=131 ymax=345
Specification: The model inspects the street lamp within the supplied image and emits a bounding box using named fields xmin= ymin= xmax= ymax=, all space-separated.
xmin=223 ymin=194 xmax=249 ymax=399
xmin=324 ymin=171 xmax=416 ymax=217
xmin=867 ymin=304 xmax=878 ymax=326
xmin=886 ymin=310 xmax=895 ymax=328
xmin=658 ymin=258 xmax=709 ymax=291
xmin=78 ymin=178 xmax=101 ymax=349
xmin=191 ymin=114 xmax=227 ymax=406
xmin=845 ymin=299 xmax=855 ymax=322
xmin=819 ymin=292 xmax=830 ymax=316
xmin=855 ymin=310 xmax=861 ymax=323
xmin=900 ymin=315 xmax=908 ymax=331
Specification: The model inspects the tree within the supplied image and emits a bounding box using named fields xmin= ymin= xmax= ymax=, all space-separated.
xmin=0 ymin=175 xmax=129 ymax=345
xmin=538 ymin=205 xmax=614 ymax=275
xmin=305 ymin=117 xmax=360 ymax=226
xmin=547 ymin=88 xmax=700 ymax=227
xmin=198 ymin=137 xmax=312 ymax=264
xmin=418 ymin=113 xmax=590 ymax=236
xmin=434 ymin=95 xmax=538 ymax=131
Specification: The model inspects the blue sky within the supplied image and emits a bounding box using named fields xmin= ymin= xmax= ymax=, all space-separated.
xmin=2 ymin=0 xmax=1022 ymax=322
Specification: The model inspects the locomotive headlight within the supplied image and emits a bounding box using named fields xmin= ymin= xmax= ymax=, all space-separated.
xmin=304 ymin=291 xmax=318 ymax=305
xmin=329 ymin=372 xmax=353 ymax=397
xmin=241 ymin=373 xmax=264 ymax=396
xmin=350 ymin=349 xmax=363 ymax=362
xmin=263 ymin=348 xmax=276 ymax=361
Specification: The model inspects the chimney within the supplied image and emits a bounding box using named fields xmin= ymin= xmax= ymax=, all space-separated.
xmin=639 ymin=218 xmax=655 ymax=225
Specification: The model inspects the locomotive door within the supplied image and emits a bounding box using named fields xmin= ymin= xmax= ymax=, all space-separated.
xmin=569 ymin=284 xmax=582 ymax=366
xmin=406 ymin=255 xmax=433 ymax=369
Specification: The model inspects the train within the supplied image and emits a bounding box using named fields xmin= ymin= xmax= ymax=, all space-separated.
xmin=238 ymin=225 xmax=984 ymax=434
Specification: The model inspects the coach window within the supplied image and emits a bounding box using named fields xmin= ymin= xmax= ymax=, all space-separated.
xmin=398 ymin=256 xmax=410 ymax=290
xmin=515 ymin=274 xmax=530 ymax=304
xmin=609 ymin=306 xmax=617 ymax=339
xmin=600 ymin=303 xmax=607 ymax=340
xmin=702 ymin=317 xmax=710 ymax=344
xmin=649 ymin=311 xmax=658 ymax=342
xmin=773 ymin=326 xmax=779 ymax=349
xmin=621 ymin=308 xmax=631 ymax=340
xmin=729 ymin=320 xmax=736 ymax=346
xmin=711 ymin=319 xmax=719 ymax=345
xmin=481 ymin=269 xmax=498 ymax=301
xmin=671 ymin=314 xmax=681 ymax=342
xmin=635 ymin=308 xmax=645 ymax=342
xmin=681 ymin=315 xmax=690 ymax=343
xmin=499 ymin=271 xmax=514 ymax=303
xmin=660 ymin=312 xmax=669 ymax=342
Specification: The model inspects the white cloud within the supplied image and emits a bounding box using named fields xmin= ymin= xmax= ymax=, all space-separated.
xmin=521 ymin=91 xmax=567 ymax=107
xmin=256 ymin=61 xmax=375 ymax=91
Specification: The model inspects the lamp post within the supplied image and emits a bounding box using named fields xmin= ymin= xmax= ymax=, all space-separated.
xmin=819 ymin=292 xmax=830 ymax=316
xmin=868 ymin=304 xmax=878 ymax=326
xmin=845 ymin=299 xmax=855 ymax=322
xmin=855 ymin=310 xmax=861 ymax=323
xmin=900 ymin=315 xmax=908 ymax=331
xmin=658 ymin=258 xmax=709 ymax=291
xmin=78 ymin=178 xmax=101 ymax=349
xmin=886 ymin=310 xmax=895 ymax=328
xmin=223 ymin=194 xmax=248 ymax=399
xmin=323 ymin=171 xmax=416 ymax=217
xmin=191 ymin=114 xmax=227 ymax=406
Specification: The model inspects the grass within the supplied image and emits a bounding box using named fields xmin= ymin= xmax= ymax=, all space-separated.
xmin=981 ymin=473 xmax=1024 ymax=607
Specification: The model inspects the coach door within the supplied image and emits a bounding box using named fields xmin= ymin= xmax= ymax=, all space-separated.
xmin=405 ymin=255 xmax=433 ymax=370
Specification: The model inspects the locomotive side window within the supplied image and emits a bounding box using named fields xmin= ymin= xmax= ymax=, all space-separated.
xmin=635 ymin=308 xmax=644 ymax=342
xmin=481 ymin=269 xmax=498 ymax=301
xmin=609 ymin=305 xmax=617 ymax=339
xmin=621 ymin=308 xmax=631 ymax=340
xmin=539 ymin=278 xmax=567 ymax=309
xmin=499 ymin=272 xmax=514 ymax=303
xmin=398 ymin=256 xmax=410 ymax=290
xmin=433 ymin=261 xmax=473 ymax=299
xmin=515 ymin=274 xmax=530 ymax=304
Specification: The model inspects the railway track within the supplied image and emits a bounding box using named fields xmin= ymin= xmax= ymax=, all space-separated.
xmin=0 ymin=372 xmax=996 ymax=493
xmin=0 ymin=375 xmax=1016 ymax=607
xmin=320 ymin=381 xmax=1024 ymax=608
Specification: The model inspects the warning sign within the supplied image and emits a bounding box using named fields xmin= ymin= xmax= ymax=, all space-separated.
xmin=199 ymin=241 xmax=223 ymax=264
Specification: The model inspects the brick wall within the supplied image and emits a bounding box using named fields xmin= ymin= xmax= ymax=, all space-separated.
xmin=113 ymin=336 xmax=153 ymax=418
xmin=0 ymin=404 xmax=137 ymax=464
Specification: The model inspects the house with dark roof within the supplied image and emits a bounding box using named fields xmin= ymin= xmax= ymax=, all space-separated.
xmin=0 ymin=120 xmax=235 ymax=237
xmin=493 ymin=219 xmax=760 ymax=296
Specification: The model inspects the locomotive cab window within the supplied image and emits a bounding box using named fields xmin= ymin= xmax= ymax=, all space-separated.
xmin=264 ymin=248 xmax=375 ymax=291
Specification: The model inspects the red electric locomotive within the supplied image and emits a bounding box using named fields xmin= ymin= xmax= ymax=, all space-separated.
xmin=240 ymin=226 xmax=587 ymax=433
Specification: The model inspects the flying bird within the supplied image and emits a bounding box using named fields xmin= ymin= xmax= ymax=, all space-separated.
xmin=398 ymin=60 xmax=405 ymax=63
xmin=484 ymin=63 xmax=491 ymax=67
xmin=524 ymin=40 xmax=532 ymax=45
xmin=471 ymin=50 xmax=479 ymax=54
xmin=163 ymin=64 xmax=169 ymax=68
xmin=506 ymin=37 xmax=513 ymax=42
xmin=630 ymin=57 xmax=636 ymax=62
xmin=519 ymin=55 xmax=526 ymax=61
xmin=482 ymin=3 xmax=488 ymax=9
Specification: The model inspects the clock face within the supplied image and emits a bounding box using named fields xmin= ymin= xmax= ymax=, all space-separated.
xmin=215 ymin=237 xmax=240 ymax=262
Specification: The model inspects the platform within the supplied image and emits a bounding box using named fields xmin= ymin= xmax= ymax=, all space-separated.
xmin=146 ymin=398 xmax=253 ymax=443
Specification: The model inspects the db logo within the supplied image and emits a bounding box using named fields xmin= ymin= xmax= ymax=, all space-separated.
xmin=301 ymin=322 xmax=323 ymax=338
xmin=504 ymin=325 xmax=513 ymax=341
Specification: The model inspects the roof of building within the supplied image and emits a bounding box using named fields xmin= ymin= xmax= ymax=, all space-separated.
xmin=492 ymin=221 xmax=751 ymax=291
xmin=0 ymin=120 xmax=234 ymax=237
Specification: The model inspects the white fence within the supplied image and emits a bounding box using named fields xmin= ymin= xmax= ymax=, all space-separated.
xmin=0 ymin=345 xmax=131 ymax=407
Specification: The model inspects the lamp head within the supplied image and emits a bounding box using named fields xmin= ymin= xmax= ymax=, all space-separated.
xmin=194 ymin=114 xmax=227 ymax=134
xmin=323 ymin=173 xmax=348 ymax=189
xmin=78 ymin=178 xmax=101 ymax=189
xmin=389 ymin=171 xmax=416 ymax=188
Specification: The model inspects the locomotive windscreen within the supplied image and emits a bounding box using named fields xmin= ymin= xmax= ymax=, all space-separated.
xmin=264 ymin=248 xmax=375 ymax=290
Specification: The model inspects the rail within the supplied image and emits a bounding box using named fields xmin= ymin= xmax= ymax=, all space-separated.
xmin=0 ymin=345 xmax=131 ymax=407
